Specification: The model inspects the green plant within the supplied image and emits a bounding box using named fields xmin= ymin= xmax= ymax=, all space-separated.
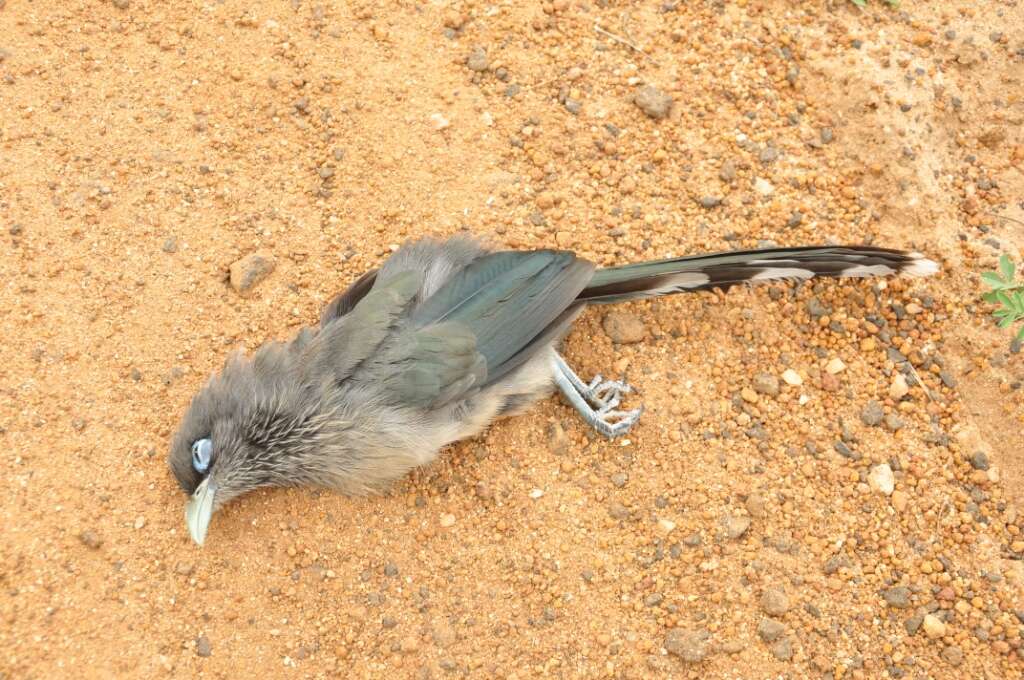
xmin=850 ymin=0 xmax=900 ymax=7
xmin=982 ymin=254 xmax=1024 ymax=341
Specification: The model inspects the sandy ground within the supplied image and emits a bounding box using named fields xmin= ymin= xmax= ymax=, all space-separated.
xmin=2 ymin=1 xmax=1024 ymax=678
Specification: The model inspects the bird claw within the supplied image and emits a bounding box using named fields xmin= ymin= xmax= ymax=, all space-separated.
xmin=590 ymin=405 xmax=644 ymax=438
xmin=583 ymin=376 xmax=635 ymax=413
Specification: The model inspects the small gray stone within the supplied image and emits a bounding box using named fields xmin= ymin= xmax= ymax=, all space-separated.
xmin=229 ymin=251 xmax=276 ymax=296
xmin=904 ymin=614 xmax=923 ymax=635
xmin=719 ymin=161 xmax=737 ymax=182
xmin=941 ymin=645 xmax=963 ymax=667
xmin=833 ymin=441 xmax=860 ymax=460
xmin=860 ymin=400 xmax=884 ymax=427
xmin=759 ymin=146 xmax=780 ymax=164
xmin=753 ymin=373 xmax=780 ymax=397
xmin=820 ymin=127 xmax=834 ymax=144
xmin=196 ymin=635 xmax=212 ymax=657
xmin=162 ymin=235 xmax=178 ymax=253
xmin=563 ymin=98 xmax=581 ymax=115
xmin=634 ymin=85 xmax=673 ymax=120
xmin=384 ymin=562 xmax=399 ymax=577
xmin=970 ymin=451 xmax=989 ymax=470
xmin=698 ymin=196 xmax=722 ymax=209
xmin=760 ymin=589 xmax=790 ymax=616
xmin=883 ymin=586 xmax=912 ymax=609
xmin=770 ymin=637 xmax=793 ymax=661
xmin=602 ymin=311 xmax=647 ymax=344
xmin=644 ymin=593 xmax=664 ymax=607
xmin=807 ymin=297 xmax=829 ymax=318
xmin=610 ymin=472 xmax=628 ymax=488
xmin=721 ymin=515 xmax=751 ymax=540
xmin=664 ymin=628 xmax=710 ymax=663
xmin=466 ymin=47 xmax=489 ymax=72
xmin=884 ymin=414 xmax=905 ymax=432
xmin=786 ymin=211 xmax=803 ymax=228
xmin=78 ymin=531 xmax=103 ymax=550
xmin=757 ymin=618 xmax=785 ymax=642
xmin=939 ymin=370 xmax=957 ymax=389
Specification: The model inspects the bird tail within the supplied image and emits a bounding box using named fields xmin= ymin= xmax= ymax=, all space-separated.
xmin=578 ymin=245 xmax=939 ymax=304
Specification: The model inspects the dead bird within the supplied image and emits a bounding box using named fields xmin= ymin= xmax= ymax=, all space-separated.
xmin=169 ymin=236 xmax=938 ymax=544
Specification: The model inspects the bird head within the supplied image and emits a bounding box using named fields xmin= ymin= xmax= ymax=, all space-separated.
xmin=168 ymin=335 xmax=319 ymax=545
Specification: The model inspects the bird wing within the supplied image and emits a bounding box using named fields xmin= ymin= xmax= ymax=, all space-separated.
xmin=300 ymin=270 xmax=421 ymax=386
xmin=320 ymin=268 xmax=379 ymax=327
xmin=410 ymin=249 xmax=594 ymax=388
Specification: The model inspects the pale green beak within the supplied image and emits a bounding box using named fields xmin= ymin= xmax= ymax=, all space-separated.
xmin=185 ymin=478 xmax=216 ymax=546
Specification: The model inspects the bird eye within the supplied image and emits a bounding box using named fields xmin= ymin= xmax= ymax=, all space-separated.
xmin=191 ymin=438 xmax=213 ymax=473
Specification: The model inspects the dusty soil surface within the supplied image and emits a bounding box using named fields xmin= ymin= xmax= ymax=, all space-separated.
xmin=2 ymin=1 xmax=1024 ymax=678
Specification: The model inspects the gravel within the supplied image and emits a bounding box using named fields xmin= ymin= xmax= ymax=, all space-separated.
xmin=868 ymin=464 xmax=895 ymax=495
xmin=860 ymin=400 xmax=884 ymax=426
xmin=466 ymin=47 xmax=489 ymax=72
xmin=602 ymin=312 xmax=647 ymax=344
xmin=760 ymin=588 xmax=790 ymax=616
xmin=757 ymin=618 xmax=785 ymax=642
xmin=720 ymin=515 xmax=751 ymax=540
xmin=634 ymin=85 xmax=673 ymax=119
xmin=663 ymin=628 xmax=710 ymax=662
xmin=970 ymin=451 xmax=990 ymax=470
xmin=229 ymin=251 xmax=276 ymax=296
xmin=752 ymin=373 xmax=780 ymax=397
xmin=196 ymin=634 xmax=212 ymax=657
xmin=883 ymin=586 xmax=911 ymax=609
xmin=698 ymin=196 xmax=722 ymax=209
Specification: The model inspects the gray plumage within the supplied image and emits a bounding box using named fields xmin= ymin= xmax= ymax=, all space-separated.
xmin=169 ymin=236 xmax=938 ymax=544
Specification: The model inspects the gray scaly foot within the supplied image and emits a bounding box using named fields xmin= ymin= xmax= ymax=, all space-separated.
xmin=551 ymin=354 xmax=643 ymax=438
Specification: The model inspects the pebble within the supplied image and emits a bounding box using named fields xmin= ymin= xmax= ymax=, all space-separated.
xmin=429 ymin=113 xmax=450 ymax=130
xmin=770 ymin=638 xmax=793 ymax=661
xmin=904 ymin=614 xmax=923 ymax=635
xmin=969 ymin=451 xmax=989 ymax=471
xmin=196 ymin=635 xmax=212 ymax=658
xmin=602 ymin=312 xmax=647 ymax=344
xmin=922 ymin=614 xmax=946 ymax=639
xmin=860 ymin=400 xmax=884 ymax=426
xmin=760 ymin=588 xmax=790 ymax=616
xmin=229 ymin=251 xmax=276 ymax=297
xmin=634 ymin=85 xmax=673 ymax=119
xmin=868 ymin=464 xmax=894 ymax=495
xmin=78 ymin=530 xmax=102 ymax=550
xmin=740 ymin=388 xmax=759 ymax=404
xmin=439 ymin=514 xmax=456 ymax=527
xmin=825 ymin=357 xmax=846 ymax=374
xmin=883 ymin=586 xmax=911 ymax=609
xmin=889 ymin=374 xmax=909 ymax=399
xmin=757 ymin=618 xmax=785 ymax=642
xmin=744 ymin=492 xmax=767 ymax=518
xmin=719 ymin=161 xmax=736 ymax=182
xmin=941 ymin=645 xmax=963 ymax=667
xmin=721 ymin=515 xmax=750 ymax=540
xmin=663 ymin=628 xmax=710 ymax=662
xmin=162 ymin=236 xmax=178 ymax=253
xmin=781 ymin=369 xmax=802 ymax=386
xmin=753 ymin=178 xmax=774 ymax=196
xmin=752 ymin=373 xmax=780 ymax=397
xmin=698 ymin=196 xmax=722 ymax=209
xmin=466 ymin=47 xmax=489 ymax=72
xmin=656 ymin=518 xmax=676 ymax=534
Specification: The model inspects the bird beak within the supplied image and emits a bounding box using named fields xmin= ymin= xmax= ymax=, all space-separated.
xmin=185 ymin=478 xmax=217 ymax=546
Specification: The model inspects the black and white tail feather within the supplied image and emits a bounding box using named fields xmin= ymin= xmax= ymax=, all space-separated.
xmin=579 ymin=245 xmax=939 ymax=304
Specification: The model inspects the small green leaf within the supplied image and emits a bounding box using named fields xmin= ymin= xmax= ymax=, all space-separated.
xmin=850 ymin=0 xmax=866 ymax=6
xmin=983 ymin=291 xmax=1000 ymax=304
xmin=1017 ymin=325 xmax=1024 ymax=342
xmin=999 ymin=316 xmax=1014 ymax=329
xmin=982 ymin=272 xmax=1006 ymax=288
xmin=996 ymin=290 xmax=1013 ymax=308
xmin=1000 ymin=254 xmax=1016 ymax=282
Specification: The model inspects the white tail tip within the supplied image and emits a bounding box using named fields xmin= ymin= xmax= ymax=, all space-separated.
xmin=904 ymin=254 xmax=940 ymax=277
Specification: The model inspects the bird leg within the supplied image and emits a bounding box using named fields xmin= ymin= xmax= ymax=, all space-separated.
xmin=551 ymin=353 xmax=643 ymax=437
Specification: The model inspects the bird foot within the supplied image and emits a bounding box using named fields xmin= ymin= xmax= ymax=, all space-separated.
xmin=551 ymin=354 xmax=645 ymax=438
